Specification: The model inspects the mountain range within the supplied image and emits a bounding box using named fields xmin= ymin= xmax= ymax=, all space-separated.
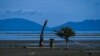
xmin=0 ymin=18 xmax=100 ymax=31
xmin=52 ymin=20 xmax=100 ymax=31
xmin=0 ymin=18 xmax=49 ymax=31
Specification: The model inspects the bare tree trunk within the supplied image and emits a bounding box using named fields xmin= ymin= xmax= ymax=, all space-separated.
xmin=39 ymin=20 xmax=48 ymax=47
xmin=65 ymin=38 xmax=69 ymax=49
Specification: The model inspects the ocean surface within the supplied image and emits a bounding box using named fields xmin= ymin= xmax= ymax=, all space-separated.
xmin=0 ymin=31 xmax=100 ymax=48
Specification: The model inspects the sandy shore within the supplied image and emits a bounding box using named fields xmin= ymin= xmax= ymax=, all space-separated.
xmin=0 ymin=48 xmax=100 ymax=56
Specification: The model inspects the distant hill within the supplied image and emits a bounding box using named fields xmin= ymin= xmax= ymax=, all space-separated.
xmin=51 ymin=20 xmax=100 ymax=31
xmin=0 ymin=18 xmax=49 ymax=31
xmin=0 ymin=18 xmax=100 ymax=31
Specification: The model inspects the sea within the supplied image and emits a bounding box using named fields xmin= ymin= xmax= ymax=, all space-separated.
xmin=0 ymin=31 xmax=100 ymax=49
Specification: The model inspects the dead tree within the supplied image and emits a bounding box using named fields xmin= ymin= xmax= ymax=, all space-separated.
xmin=39 ymin=20 xmax=48 ymax=47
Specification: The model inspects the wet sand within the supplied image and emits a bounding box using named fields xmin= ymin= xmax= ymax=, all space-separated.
xmin=0 ymin=48 xmax=100 ymax=56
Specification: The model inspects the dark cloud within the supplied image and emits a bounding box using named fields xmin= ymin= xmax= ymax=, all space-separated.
xmin=0 ymin=9 xmax=43 ymax=16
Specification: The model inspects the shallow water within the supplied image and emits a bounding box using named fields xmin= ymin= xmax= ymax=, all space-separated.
xmin=0 ymin=31 xmax=100 ymax=48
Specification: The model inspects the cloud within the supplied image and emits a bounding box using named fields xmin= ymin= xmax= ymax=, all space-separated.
xmin=5 ymin=9 xmax=36 ymax=15
xmin=0 ymin=9 xmax=43 ymax=19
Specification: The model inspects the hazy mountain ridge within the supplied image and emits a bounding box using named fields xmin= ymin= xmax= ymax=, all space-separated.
xmin=0 ymin=18 xmax=100 ymax=31
xmin=51 ymin=20 xmax=100 ymax=31
xmin=0 ymin=18 xmax=49 ymax=31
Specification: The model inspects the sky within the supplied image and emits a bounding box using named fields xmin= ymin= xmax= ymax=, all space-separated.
xmin=0 ymin=0 xmax=100 ymax=27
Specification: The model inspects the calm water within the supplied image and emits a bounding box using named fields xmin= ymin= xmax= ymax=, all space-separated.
xmin=0 ymin=31 xmax=100 ymax=48
xmin=0 ymin=31 xmax=100 ymax=40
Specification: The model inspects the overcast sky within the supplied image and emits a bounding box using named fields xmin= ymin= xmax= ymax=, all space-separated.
xmin=0 ymin=0 xmax=100 ymax=27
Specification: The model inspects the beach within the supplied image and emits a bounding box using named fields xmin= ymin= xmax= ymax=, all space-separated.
xmin=0 ymin=31 xmax=100 ymax=56
xmin=0 ymin=40 xmax=100 ymax=56
xmin=0 ymin=48 xmax=100 ymax=56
